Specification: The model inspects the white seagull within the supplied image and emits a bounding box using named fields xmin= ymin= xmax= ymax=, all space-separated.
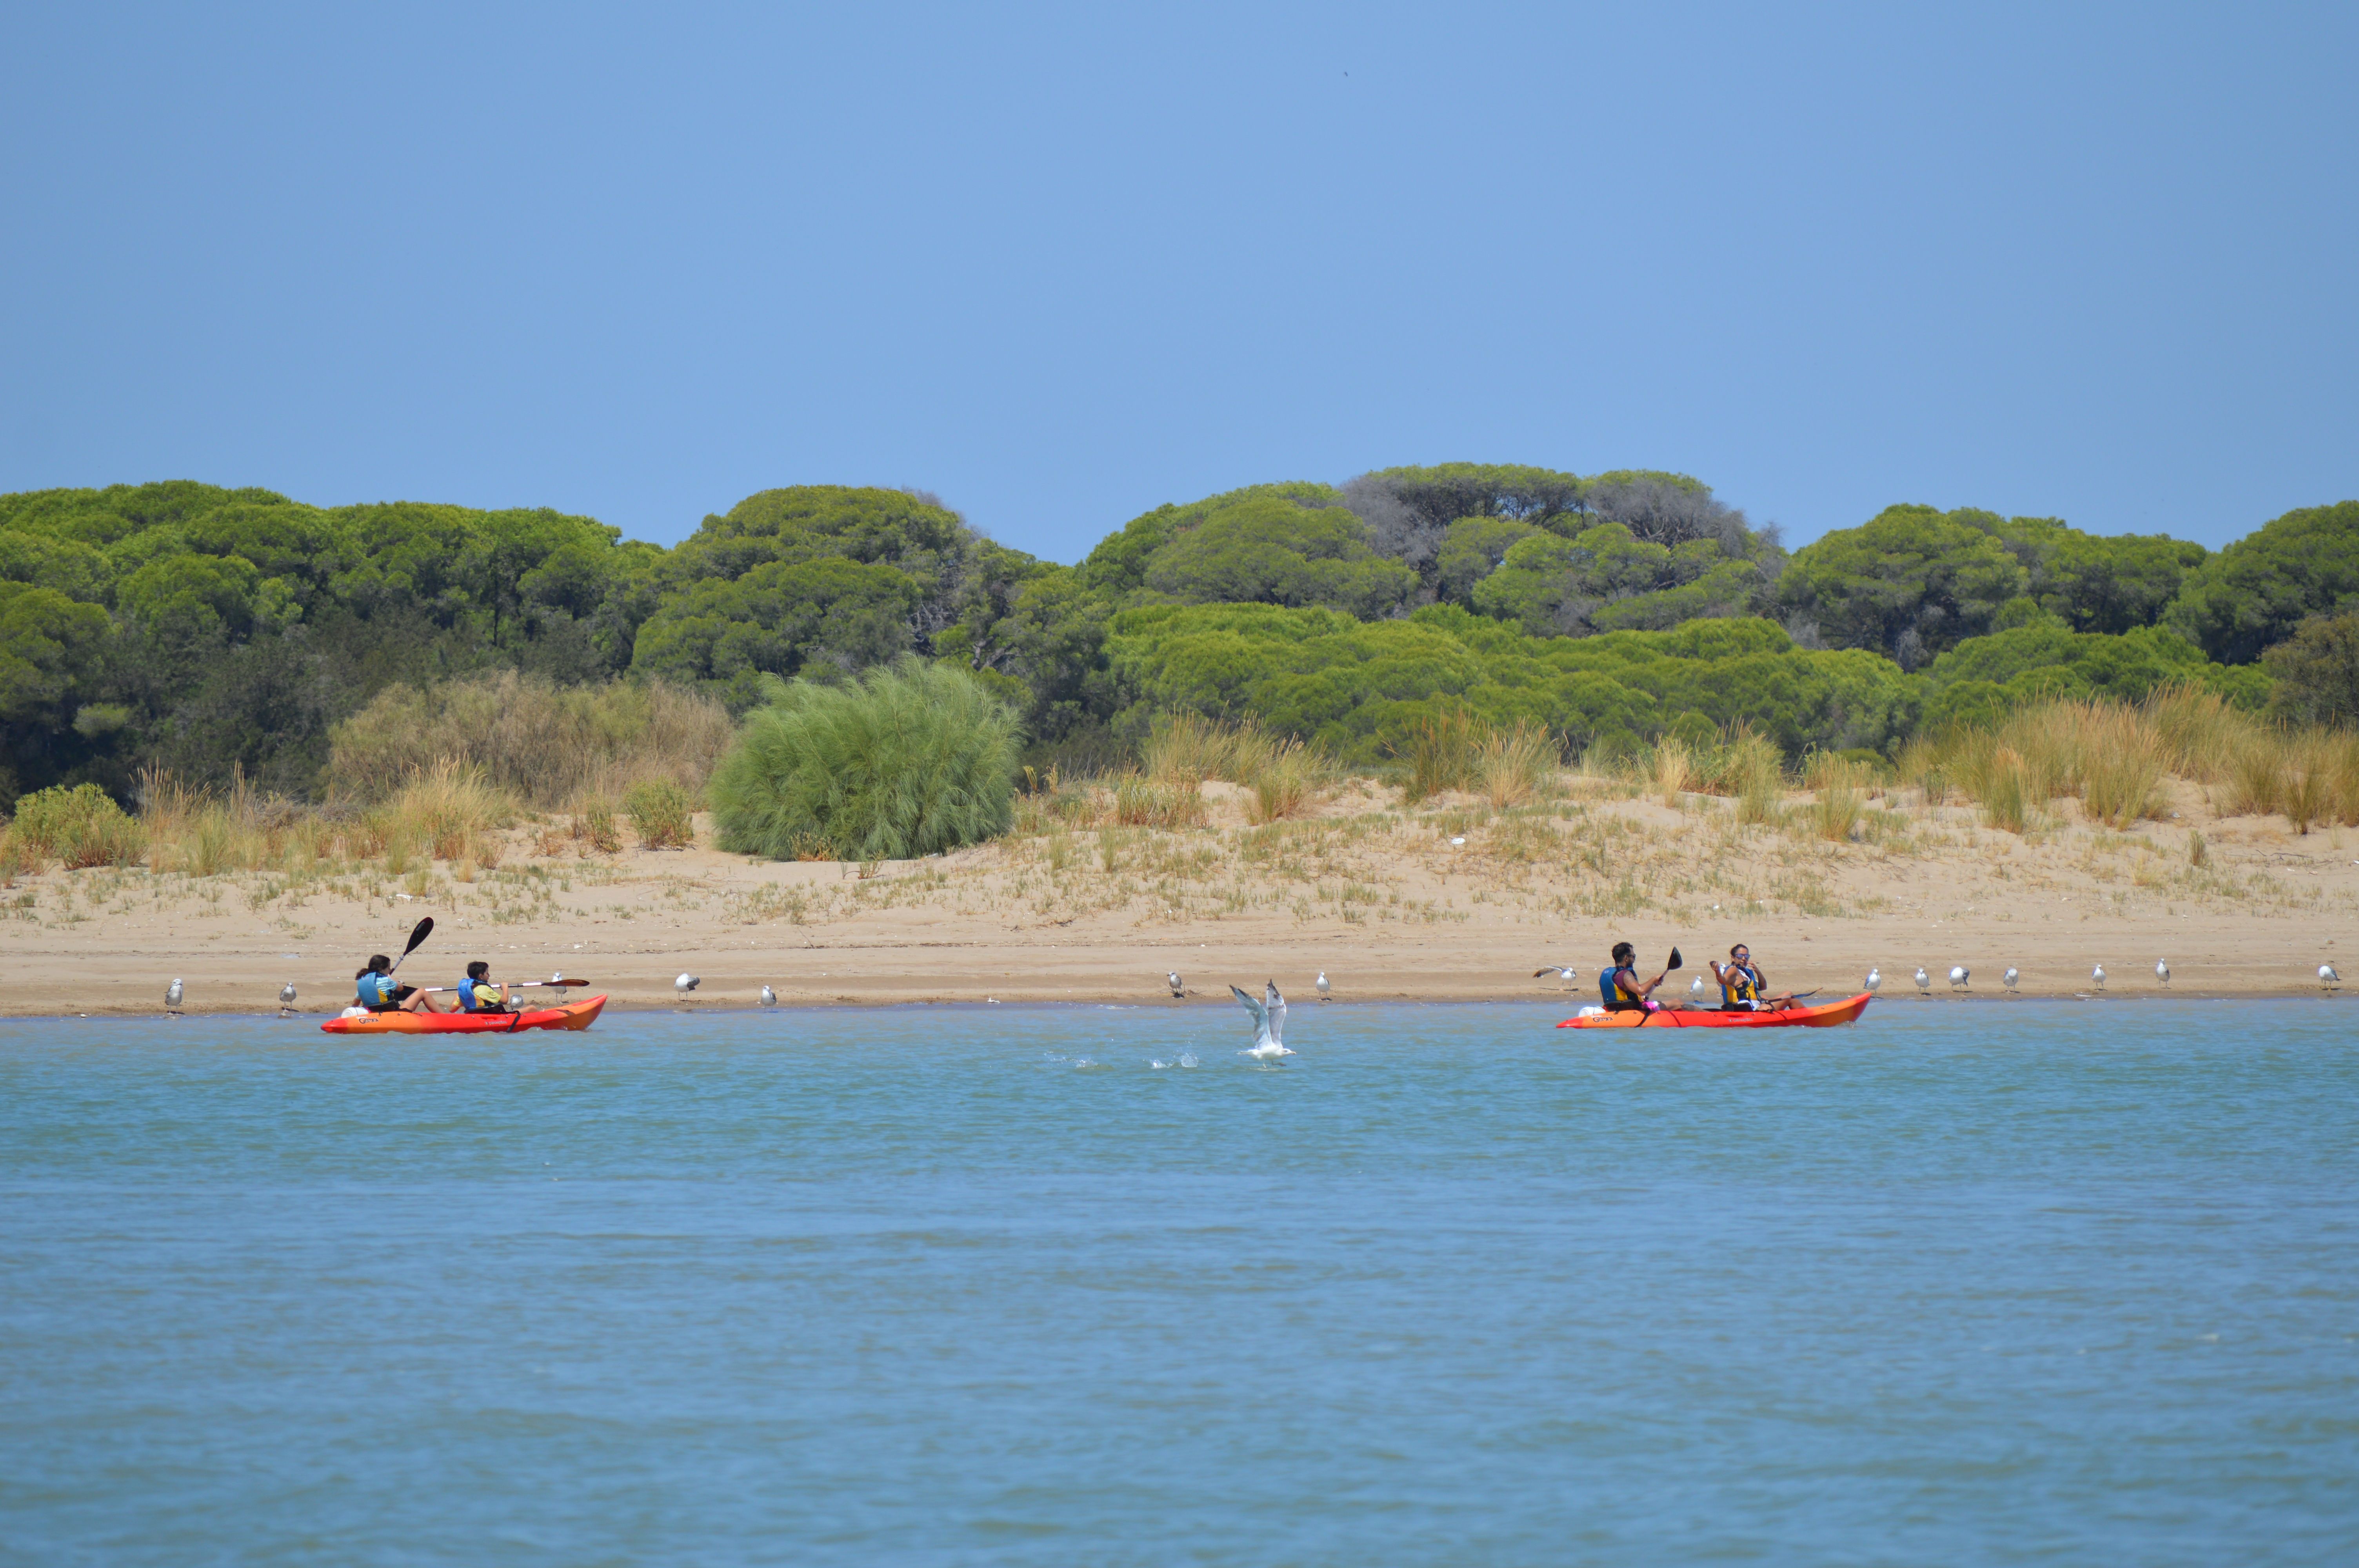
xmin=1689 ymin=975 xmax=1708 ymax=999
xmin=2003 ymin=967 xmax=2019 ymax=992
xmin=165 ymin=978 xmax=184 ymax=1013
xmin=1533 ymin=965 xmax=1579 ymax=993
xmin=1231 ymin=980 xmax=1293 ymax=1059
xmin=2092 ymin=965 xmax=2107 ymax=990
xmin=675 ymin=973 xmax=700 ymax=997
xmin=2155 ymin=960 xmax=2170 ymax=987
xmin=1949 ymin=966 xmax=1969 ymax=991
xmin=278 ymin=982 xmax=297 ymax=1013
xmin=2322 ymin=963 xmax=2341 ymax=992
xmin=1167 ymin=971 xmax=1185 ymax=998
xmin=760 ymin=985 xmax=777 ymax=1006
xmin=1316 ymin=971 xmax=1332 ymax=1002
xmin=1914 ymin=966 xmax=1931 ymax=994
xmin=1865 ymin=967 xmax=1881 ymax=994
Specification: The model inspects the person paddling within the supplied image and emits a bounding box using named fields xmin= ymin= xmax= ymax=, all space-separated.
xmin=355 ymin=954 xmax=439 ymax=1013
xmin=1710 ymin=944 xmax=1797 ymax=1011
xmin=1603 ymin=941 xmax=1687 ymax=1012
xmin=453 ymin=961 xmax=511 ymax=1015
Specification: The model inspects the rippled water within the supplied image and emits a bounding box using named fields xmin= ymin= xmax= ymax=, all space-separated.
xmin=3 ymin=999 xmax=2355 ymax=1564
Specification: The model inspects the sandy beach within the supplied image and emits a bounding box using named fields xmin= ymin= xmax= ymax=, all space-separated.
xmin=4 ymin=774 xmax=2353 ymax=1018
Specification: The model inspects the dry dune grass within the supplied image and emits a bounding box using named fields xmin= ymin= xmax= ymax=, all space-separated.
xmin=326 ymin=670 xmax=732 ymax=808
xmin=1919 ymin=686 xmax=2359 ymax=836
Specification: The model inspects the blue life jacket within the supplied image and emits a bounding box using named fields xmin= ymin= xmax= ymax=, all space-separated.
xmin=357 ymin=972 xmax=396 ymax=1006
xmin=457 ymin=975 xmax=486 ymax=1012
xmin=1599 ymin=971 xmax=1617 ymax=1005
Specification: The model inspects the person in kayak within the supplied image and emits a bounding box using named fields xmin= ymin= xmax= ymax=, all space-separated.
xmin=1709 ymin=944 xmax=1796 ymax=1011
xmin=354 ymin=954 xmax=440 ymax=1013
xmin=454 ymin=961 xmax=512 ymax=1014
xmin=1602 ymin=942 xmax=1687 ymax=1012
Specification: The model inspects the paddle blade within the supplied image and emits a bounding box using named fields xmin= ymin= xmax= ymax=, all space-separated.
xmin=537 ymin=977 xmax=590 ymax=987
xmin=1667 ymin=946 xmax=1683 ymax=970
xmin=385 ymin=917 xmax=434 ymax=975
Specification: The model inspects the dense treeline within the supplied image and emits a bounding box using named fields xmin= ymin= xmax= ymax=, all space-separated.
xmin=2 ymin=469 xmax=2351 ymax=808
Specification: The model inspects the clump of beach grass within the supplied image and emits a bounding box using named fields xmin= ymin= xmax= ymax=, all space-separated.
xmin=709 ymin=659 xmax=1020 ymax=862
xmin=1476 ymin=721 xmax=1558 ymax=809
xmin=624 ymin=780 xmax=697 ymax=849
xmin=1802 ymin=752 xmax=1865 ymax=842
xmin=12 ymin=782 xmax=147 ymax=869
xmin=1395 ymin=708 xmax=1483 ymax=804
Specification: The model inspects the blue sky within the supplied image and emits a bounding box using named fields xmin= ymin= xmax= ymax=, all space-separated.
xmin=3 ymin=2 xmax=2352 ymax=558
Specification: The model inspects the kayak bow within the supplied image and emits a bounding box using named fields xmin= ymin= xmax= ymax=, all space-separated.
xmin=320 ymin=994 xmax=607 ymax=1035
xmin=1556 ymin=991 xmax=1872 ymax=1030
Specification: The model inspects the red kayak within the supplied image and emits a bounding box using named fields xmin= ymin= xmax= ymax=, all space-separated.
xmin=1557 ymin=992 xmax=1872 ymax=1030
xmin=320 ymin=995 xmax=608 ymax=1035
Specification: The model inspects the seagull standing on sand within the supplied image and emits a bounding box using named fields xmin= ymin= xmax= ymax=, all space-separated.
xmin=279 ymin=982 xmax=297 ymax=1014
xmin=1949 ymin=966 xmax=1969 ymax=991
xmin=165 ymin=978 xmax=184 ymax=1013
xmin=1231 ymin=981 xmax=1293 ymax=1059
xmin=1316 ymin=971 xmax=1331 ymax=1001
xmin=2004 ymin=967 xmax=2019 ymax=992
xmin=2155 ymin=960 xmax=2171 ymax=988
xmin=2092 ymin=965 xmax=2107 ymax=990
xmin=1690 ymin=975 xmax=1708 ymax=999
xmin=760 ymin=985 xmax=776 ymax=1007
xmin=1865 ymin=967 xmax=1881 ymax=994
xmin=1534 ymin=965 xmax=1579 ymax=993
xmin=675 ymin=973 xmax=700 ymax=999
xmin=1914 ymin=966 xmax=1931 ymax=995
xmin=1168 ymin=971 xmax=1185 ymax=998
xmin=2322 ymin=963 xmax=2341 ymax=992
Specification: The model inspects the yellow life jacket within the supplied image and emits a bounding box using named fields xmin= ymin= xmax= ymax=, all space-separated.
xmin=1721 ymin=964 xmax=1763 ymax=1006
xmin=1610 ymin=966 xmax=1645 ymax=1004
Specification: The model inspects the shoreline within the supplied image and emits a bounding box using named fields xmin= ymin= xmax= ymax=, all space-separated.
xmin=2 ymin=786 xmax=2350 ymax=1020
xmin=11 ymin=991 xmax=2352 ymax=1026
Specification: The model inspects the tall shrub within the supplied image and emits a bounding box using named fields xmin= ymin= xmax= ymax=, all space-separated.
xmin=709 ymin=660 xmax=1019 ymax=861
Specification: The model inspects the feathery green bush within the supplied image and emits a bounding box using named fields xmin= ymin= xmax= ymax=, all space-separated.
xmin=9 ymin=781 xmax=146 ymax=867
xmin=710 ymin=659 xmax=1019 ymax=861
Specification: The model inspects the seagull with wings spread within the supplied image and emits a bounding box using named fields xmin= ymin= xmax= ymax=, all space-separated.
xmin=1231 ymin=980 xmax=1293 ymax=1059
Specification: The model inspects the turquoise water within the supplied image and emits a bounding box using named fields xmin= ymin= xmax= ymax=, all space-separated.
xmin=2 ymin=1000 xmax=2355 ymax=1565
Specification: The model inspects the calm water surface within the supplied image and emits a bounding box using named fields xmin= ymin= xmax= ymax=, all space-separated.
xmin=2 ymin=999 xmax=2355 ymax=1565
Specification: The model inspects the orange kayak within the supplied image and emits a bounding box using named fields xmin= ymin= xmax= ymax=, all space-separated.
xmin=1557 ymin=992 xmax=1872 ymax=1030
xmin=320 ymin=994 xmax=608 ymax=1035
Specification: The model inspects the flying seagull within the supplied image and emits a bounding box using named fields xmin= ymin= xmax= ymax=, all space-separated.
xmin=165 ymin=978 xmax=184 ymax=1013
xmin=1533 ymin=965 xmax=1579 ymax=993
xmin=1231 ymin=981 xmax=1293 ymax=1059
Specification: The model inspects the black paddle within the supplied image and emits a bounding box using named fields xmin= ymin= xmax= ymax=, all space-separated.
xmin=1637 ymin=947 xmax=1685 ymax=1027
xmin=387 ymin=917 xmax=433 ymax=975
